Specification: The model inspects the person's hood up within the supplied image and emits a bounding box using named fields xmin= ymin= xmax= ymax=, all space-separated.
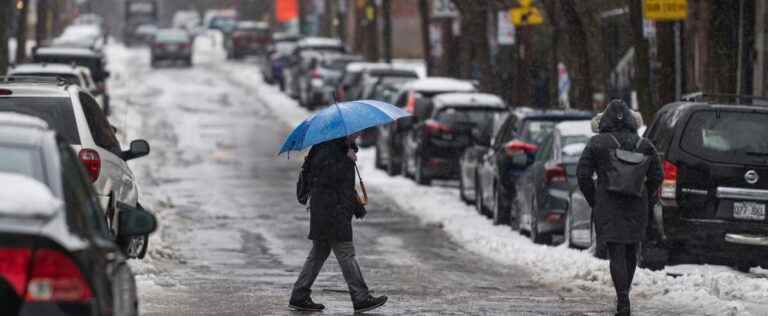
xmin=598 ymin=100 xmax=638 ymax=133
xmin=591 ymin=109 xmax=644 ymax=133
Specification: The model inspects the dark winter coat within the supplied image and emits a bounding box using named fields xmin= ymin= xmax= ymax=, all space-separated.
xmin=306 ymin=138 xmax=366 ymax=241
xmin=576 ymin=102 xmax=663 ymax=244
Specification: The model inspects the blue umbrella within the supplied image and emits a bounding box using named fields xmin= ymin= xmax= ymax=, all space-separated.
xmin=279 ymin=100 xmax=411 ymax=154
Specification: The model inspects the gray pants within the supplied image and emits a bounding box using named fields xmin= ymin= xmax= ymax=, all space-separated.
xmin=291 ymin=240 xmax=370 ymax=304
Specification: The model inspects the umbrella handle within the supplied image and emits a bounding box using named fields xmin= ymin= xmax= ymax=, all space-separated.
xmin=354 ymin=163 xmax=368 ymax=206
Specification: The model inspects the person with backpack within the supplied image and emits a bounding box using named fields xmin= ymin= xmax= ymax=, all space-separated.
xmin=576 ymin=100 xmax=663 ymax=316
xmin=289 ymin=133 xmax=388 ymax=313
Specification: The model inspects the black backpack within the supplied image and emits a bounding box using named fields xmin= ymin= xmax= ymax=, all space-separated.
xmin=296 ymin=150 xmax=314 ymax=205
xmin=605 ymin=135 xmax=651 ymax=198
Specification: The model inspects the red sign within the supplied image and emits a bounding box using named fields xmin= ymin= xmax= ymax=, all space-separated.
xmin=276 ymin=0 xmax=298 ymax=22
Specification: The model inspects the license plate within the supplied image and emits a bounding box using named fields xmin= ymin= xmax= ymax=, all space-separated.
xmin=733 ymin=201 xmax=766 ymax=220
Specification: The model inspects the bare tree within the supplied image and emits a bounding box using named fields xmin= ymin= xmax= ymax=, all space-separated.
xmin=0 ymin=0 xmax=11 ymax=74
xmin=418 ymin=0 xmax=432 ymax=76
xmin=629 ymin=0 xmax=653 ymax=119
xmin=16 ymin=0 xmax=29 ymax=63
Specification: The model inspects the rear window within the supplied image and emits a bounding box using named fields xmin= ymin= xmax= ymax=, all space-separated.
xmin=680 ymin=110 xmax=768 ymax=164
xmin=34 ymin=56 xmax=105 ymax=79
xmin=0 ymin=144 xmax=45 ymax=184
xmin=12 ymin=73 xmax=82 ymax=86
xmin=156 ymin=31 xmax=189 ymax=42
xmin=0 ymin=97 xmax=80 ymax=144
xmin=522 ymin=120 xmax=557 ymax=146
xmin=434 ymin=107 xmax=505 ymax=126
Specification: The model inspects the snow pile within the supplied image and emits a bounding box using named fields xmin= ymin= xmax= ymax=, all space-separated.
xmin=245 ymin=61 xmax=768 ymax=315
xmin=0 ymin=172 xmax=61 ymax=217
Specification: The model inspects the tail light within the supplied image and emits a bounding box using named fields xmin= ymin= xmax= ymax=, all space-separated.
xmin=78 ymin=149 xmax=101 ymax=182
xmin=545 ymin=164 xmax=567 ymax=184
xmin=504 ymin=141 xmax=538 ymax=157
xmin=545 ymin=212 xmax=563 ymax=224
xmin=0 ymin=248 xmax=93 ymax=302
xmin=425 ymin=119 xmax=451 ymax=135
xmin=661 ymin=160 xmax=677 ymax=199
xmin=405 ymin=91 xmax=417 ymax=113
xmin=311 ymin=69 xmax=322 ymax=79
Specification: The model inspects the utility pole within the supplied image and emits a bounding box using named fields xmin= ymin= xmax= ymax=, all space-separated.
xmin=0 ymin=0 xmax=11 ymax=74
xmin=16 ymin=0 xmax=29 ymax=63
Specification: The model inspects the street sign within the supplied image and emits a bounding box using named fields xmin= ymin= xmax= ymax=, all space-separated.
xmin=643 ymin=0 xmax=687 ymax=21
xmin=498 ymin=11 xmax=515 ymax=45
xmin=432 ymin=0 xmax=458 ymax=19
xmin=509 ymin=7 xmax=544 ymax=26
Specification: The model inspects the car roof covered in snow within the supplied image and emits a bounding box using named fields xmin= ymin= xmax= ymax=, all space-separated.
xmin=433 ymin=92 xmax=506 ymax=108
xmin=34 ymin=46 xmax=101 ymax=58
xmin=402 ymin=77 xmax=477 ymax=93
xmin=556 ymin=120 xmax=594 ymax=137
xmin=0 ymin=112 xmax=50 ymax=131
xmin=520 ymin=110 xmax=593 ymax=121
xmin=0 ymin=172 xmax=61 ymax=218
xmin=0 ymin=81 xmax=70 ymax=98
xmin=297 ymin=37 xmax=344 ymax=49
xmin=344 ymin=62 xmax=390 ymax=73
xmin=10 ymin=63 xmax=81 ymax=75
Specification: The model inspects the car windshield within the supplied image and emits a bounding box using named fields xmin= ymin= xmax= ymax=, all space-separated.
xmin=0 ymin=144 xmax=45 ymax=184
xmin=156 ymin=31 xmax=189 ymax=43
xmin=434 ymin=107 xmax=505 ymax=127
xmin=12 ymin=73 xmax=82 ymax=86
xmin=0 ymin=97 xmax=80 ymax=144
xmin=522 ymin=120 xmax=557 ymax=146
xmin=681 ymin=110 xmax=768 ymax=164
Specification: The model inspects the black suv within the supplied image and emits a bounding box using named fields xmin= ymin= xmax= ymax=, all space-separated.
xmin=642 ymin=95 xmax=768 ymax=271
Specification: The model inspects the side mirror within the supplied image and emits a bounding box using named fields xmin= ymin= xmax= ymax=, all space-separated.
xmin=117 ymin=202 xmax=158 ymax=236
xmin=123 ymin=139 xmax=150 ymax=160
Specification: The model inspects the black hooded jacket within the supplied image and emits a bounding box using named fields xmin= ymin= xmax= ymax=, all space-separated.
xmin=306 ymin=138 xmax=366 ymax=241
xmin=576 ymin=101 xmax=663 ymax=244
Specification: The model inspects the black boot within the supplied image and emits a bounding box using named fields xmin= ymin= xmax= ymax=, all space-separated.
xmin=289 ymin=297 xmax=325 ymax=312
xmin=353 ymin=295 xmax=388 ymax=313
xmin=615 ymin=293 xmax=630 ymax=316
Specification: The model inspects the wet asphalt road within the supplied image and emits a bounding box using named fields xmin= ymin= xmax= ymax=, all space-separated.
xmin=111 ymin=44 xmax=617 ymax=316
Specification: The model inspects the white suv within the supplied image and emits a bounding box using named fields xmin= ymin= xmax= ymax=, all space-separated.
xmin=9 ymin=63 xmax=104 ymax=111
xmin=0 ymin=78 xmax=151 ymax=258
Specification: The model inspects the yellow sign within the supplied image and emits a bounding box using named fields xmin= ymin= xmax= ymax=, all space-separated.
xmin=509 ymin=7 xmax=543 ymax=26
xmin=643 ymin=0 xmax=688 ymax=21
xmin=518 ymin=0 xmax=532 ymax=8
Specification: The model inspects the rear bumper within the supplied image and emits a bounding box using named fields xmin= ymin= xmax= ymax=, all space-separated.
xmin=421 ymin=156 xmax=460 ymax=179
xmin=20 ymin=302 xmax=96 ymax=316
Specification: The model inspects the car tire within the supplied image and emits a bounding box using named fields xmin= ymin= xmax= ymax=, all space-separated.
xmin=735 ymin=263 xmax=752 ymax=273
xmin=475 ymin=175 xmax=485 ymax=215
xmin=112 ymin=264 xmax=138 ymax=316
xmin=530 ymin=197 xmax=552 ymax=244
xmin=588 ymin=222 xmax=608 ymax=259
xmin=415 ymin=156 xmax=431 ymax=186
xmin=492 ymin=185 xmax=510 ymax=226
xmin=374 ymin=146 xmax=384 ymax=170
xmin=564 ymin=208 xmax=574 ymax=248
xmin=638 ymin=241 xmax=668 ymax=271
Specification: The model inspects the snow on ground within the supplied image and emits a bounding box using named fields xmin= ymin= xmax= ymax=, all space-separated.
xmin=105 ymin=33 xmax=768 ymax=316
xmin=224 ymin=50 xmax=768 ymax=316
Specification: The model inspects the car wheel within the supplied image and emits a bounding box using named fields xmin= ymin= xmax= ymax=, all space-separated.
xmin=415 ymin=156 xmax=431 ymax=186
xmin=374 ymin=145 xmax=384 ymax=170
xmin=509 ymin=202 xmax=520 ymax=231
xmin=735 ymin=263 xmax=752 ymax=273
xmin=386 ymin=158 xmax=401 ymax=176
xmin=588 ymin=222 xmax=608 ymax=259
xmin=112 ymin=264 xmax=138 ymax=316
xmin=120 ymin=234 xmax=149 ymax=259
xmin=459 ymin=172 xmax=469 ymax=203
xmin=530 ymin=198 xmax=552 ymax=244
xmin=475 ymin=175 xmax=484 ymax=215
xmin=492 ymin=185 xmax=510 ymax=225
xmin=638 ymin=241 xmax=668 ymax=270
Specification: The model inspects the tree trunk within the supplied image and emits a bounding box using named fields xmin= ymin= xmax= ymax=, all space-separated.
xmin=381 ymin=0 xmax=392 ymax=62
xmin=629 ymin=0 xmax=654 ymax=121
xmin=656 ymin=22 xmax=676 ymax=106
xmin=557 ymin=0 xmax=592 ymax=110
xmin=0 ymin=0 xmax=11 ymax=75
xmin=16 ymin=0 xmax=29 ymax=63
xmin=36 ymin=0 xmax=49 ymax=44
xmin=418 ymin=0 xmax=432 ymax=76
xmin=364 ymin=1 xmax=379 ymax=61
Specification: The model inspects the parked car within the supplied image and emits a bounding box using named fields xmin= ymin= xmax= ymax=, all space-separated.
xmin=284 ymin=37 xmax=346 ymax=99
xmin=402 ymin=93 xmax=508 ymax=185
xmin=225 ymin=21 xmax=271 ymax=59
xmin=298 ymin=54 xmax=363 ymax=109
xmin=129 ymin=23 xmax=158 ymax=46
xmin=8 ymin=63 xmax=102 ymax=111
xmin=375 ymin=77 xmax=477 ymax=176
xmin=261 ymin=33 xmax=301 ymax=89
xmin=0 ymin=79 xmax=152 ymax=258
xmin=630 ymin=96 xmax=768 ymax=271
xmin=513 ymin=120 xmax=593 ymax=244
xmin=459 ymin=112 xmax=509 ymax=204
xmin=150 ymin=28 xmax=194 ymax=67
xmin=475 ymin=110 xmax=592 ymax=226
xmin=0 ymin=113 xmax=157 ymax=316
xmin=32 ymin=46 xmax=111 ymax=114
xmin=336 ymin=62 xmax=389 ymax=101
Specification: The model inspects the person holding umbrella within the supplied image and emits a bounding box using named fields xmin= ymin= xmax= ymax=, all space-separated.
xmin=281 ymin=100 xmax=409 ymax=313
